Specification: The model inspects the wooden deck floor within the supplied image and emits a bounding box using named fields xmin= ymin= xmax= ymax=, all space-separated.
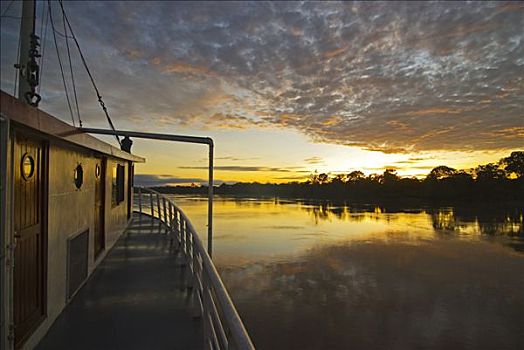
xmin=37 ymin=213 xmax=203 ymax=350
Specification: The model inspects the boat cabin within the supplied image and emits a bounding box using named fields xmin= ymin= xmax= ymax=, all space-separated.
xmin=0 ymin=91 xmax=144 ymax=349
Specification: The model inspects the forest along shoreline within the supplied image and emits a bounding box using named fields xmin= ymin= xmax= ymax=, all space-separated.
xmin=149 ymin=151 xmax=524 ymax=205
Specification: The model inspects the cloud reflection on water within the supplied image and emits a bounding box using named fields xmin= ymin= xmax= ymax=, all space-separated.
xmin=166 ymin=195 xmax=524 ymax=348
xmin=221 ymin=239 xmax=524 ymax=350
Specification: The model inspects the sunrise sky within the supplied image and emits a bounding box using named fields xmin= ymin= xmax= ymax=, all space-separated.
xmin=1 ymin=1 xmax=523 ymax=185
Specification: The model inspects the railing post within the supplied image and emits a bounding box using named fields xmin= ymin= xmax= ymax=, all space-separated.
xmin=150 ymin=192 xmax=154 ymax=218
xmin=192 ymin=252 xmax=202 ymax=318
xmin=160 ymin=199 xmax=254 ymax=349
xmin=180 ymin=218 xmax=185 ymax=253
xmin=138 ymin=187 xmax=142 ymax=214
xmin=176 ymin=210 xmax=181 ymax=239
xmin=157 ymin=193 xmax=161 ymax=221
xmin=185 ymin=223 xmax=190 ymax=257
xmin=169 ymin=202 xmax=173 ymax=229
xmin=202 ymin=273 xmax=212 ymax=347
xmin=163 ymin=197 xmax=167 ymax=226
xmin=173 ymin=209 xmax=178 ymax=236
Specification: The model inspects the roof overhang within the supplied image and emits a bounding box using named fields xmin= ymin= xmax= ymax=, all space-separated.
xmin=0 ymin=90 xmax=144 ymax=163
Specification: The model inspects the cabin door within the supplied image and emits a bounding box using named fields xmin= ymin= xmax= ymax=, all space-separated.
xmin=94 ymin=159 xmax=106 ymax=257
xmin=13 ymin=134 xmax=47 ymax=348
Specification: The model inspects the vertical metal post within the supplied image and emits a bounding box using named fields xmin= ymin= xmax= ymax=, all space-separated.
xmin=163 ymin=197 xmax=167 ymax=226
xmin=208 ymin=144 xmax=213 ymax=257
xmin=176 ymin=211 xmax=181 ymax=236
xmin=156 ymin=194 xmax=161 ymax=221
xmin=181 ymin=219 xmax=185 ymax=252
xmin=150 ymin=192 xmax=154 ymax=218
xmin=138 ymin=187 xmax=142 ymax=214
xmin=17 ymin=0 xmax=35 ymax=101
xmin=168 ymin=203 xmax=173 ymax=229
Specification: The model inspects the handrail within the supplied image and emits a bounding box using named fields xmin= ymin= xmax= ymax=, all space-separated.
xmin=133 ymin=186 xmax=255 ymax=350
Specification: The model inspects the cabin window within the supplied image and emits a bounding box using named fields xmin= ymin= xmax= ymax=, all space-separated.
xmin=74 ymin=164 xmax=84 ymax=189
xmin=112 ymin=164 xmax=125 ymax=206
xmin=95 ymin=164 xmax=101 ymax=178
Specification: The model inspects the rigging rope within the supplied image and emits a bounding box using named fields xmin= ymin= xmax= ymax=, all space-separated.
xmin=60 ymin=2 xmax=82 ymax=127
xmin=48 ymin=0 xmax=76 ymax=126
xmin=58 ymin=0 xmax=121 ymax=146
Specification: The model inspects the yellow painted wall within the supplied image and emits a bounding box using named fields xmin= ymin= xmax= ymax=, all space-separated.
xmin=22 ymin=143 xmax=131 ymax=350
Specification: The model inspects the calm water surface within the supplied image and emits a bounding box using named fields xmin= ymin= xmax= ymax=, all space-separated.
xmin=168 ymin=195 xmax=524 ymax=350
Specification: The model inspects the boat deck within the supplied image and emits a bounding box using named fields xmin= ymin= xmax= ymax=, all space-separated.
xmin=37 ymin=213 xmax=203 ymax=350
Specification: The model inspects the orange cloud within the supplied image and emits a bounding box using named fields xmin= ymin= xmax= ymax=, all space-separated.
xmin=386 ymin=120 xmax=410 ymax=131
xmin=403 ymin=108 xmax=463 ymax=117
xmin=496 ymin=2 xmax=524 ymax=13
xmin=150 ymin=56 xmax=218 ymax=77
xmin=123 ymin=48 xmax=142 ymax=59
xmin=290 ymin=26 xmax=304 ymax=37
xmin=323 ymin=44 xmax=350 ymax=59
xmin=275 ymin=113 xmax=302 ymax=125
xmin=486 ymin=126 xmax=524 ymax=139
xmin=322 ymin=116 xmax=342 ymax=126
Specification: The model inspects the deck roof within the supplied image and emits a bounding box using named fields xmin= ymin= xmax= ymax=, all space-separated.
xmin=0 ymin=90 xmax=144 ymax=163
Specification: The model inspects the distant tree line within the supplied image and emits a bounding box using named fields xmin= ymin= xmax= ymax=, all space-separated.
xmin=152 ymin=151 xmax=524 ymax=203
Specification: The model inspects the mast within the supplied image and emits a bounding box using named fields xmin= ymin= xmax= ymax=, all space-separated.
xmin=16 ymin=0 xmax=40 ymax=106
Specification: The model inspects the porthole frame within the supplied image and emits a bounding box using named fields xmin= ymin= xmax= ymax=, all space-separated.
xmin=21 ymin=153 xmax=35 ymax=181
xmin=95 ymin=164 xmax=101 ymax=178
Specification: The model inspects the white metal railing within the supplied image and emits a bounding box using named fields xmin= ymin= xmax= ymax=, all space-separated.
xmin=133 ymin=187 xmax=255 ymax=350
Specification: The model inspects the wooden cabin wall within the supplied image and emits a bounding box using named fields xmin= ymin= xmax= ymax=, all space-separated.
xmin=105 ymin=158 xmax=130 ymax=249
xmin=21 ymin=143 xmax=131 ymax=350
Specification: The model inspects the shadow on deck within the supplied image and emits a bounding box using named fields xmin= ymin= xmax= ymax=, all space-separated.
xmin=37 ymin=213 xmax=203 ymax=350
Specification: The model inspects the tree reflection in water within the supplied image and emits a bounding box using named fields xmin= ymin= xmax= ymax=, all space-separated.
xmin=300 ymin=202 xmax=523 ymax=238
xmin=168 ymin=195 xmax=524 ymax=349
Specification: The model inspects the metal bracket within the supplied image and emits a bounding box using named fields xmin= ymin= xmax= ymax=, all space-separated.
xmin=7 ymin=323 xmax=15 ymax=342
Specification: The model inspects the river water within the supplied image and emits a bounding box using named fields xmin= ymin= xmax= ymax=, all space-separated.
xmin=167 ymin=195 xmax=524 ymax=350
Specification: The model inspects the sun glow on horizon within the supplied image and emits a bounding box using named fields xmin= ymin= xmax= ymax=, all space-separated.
xmin=132 ymin=128 xmax=515 ymax=186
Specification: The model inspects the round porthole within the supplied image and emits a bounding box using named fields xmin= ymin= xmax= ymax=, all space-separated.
xmin=74 ymin=164 xmax=84 ymax=189
xmin=21 ymin=153 xmax=35 ymax=181
xmin=95 ymin=164 xmax=101 ymax=178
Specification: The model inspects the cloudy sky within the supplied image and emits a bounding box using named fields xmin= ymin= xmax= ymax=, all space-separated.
xmin=1 ymin=1 xmax=523 ymax=185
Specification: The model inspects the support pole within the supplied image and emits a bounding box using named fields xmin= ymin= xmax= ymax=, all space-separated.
xmin=208 ymin=144 xmax=214 ymax=257
xmin=79 ymin=127 xmax=215 ymax=256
